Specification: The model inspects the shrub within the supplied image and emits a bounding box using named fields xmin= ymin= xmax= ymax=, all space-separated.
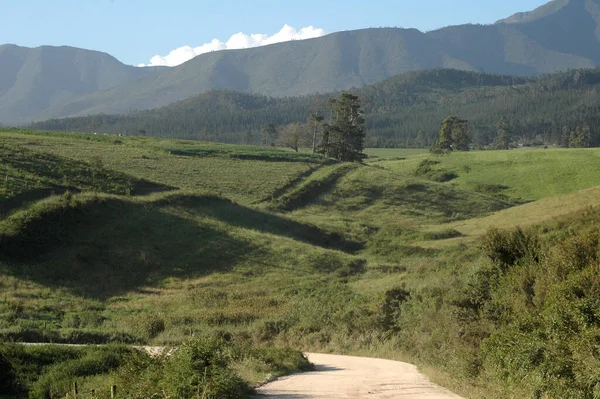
xmin=0 ymin=350 xmax=17 ymax=395
xmin=29 ymin=346 xmax=134 ymax=399
xmin=374 ymin=287 xmax=410 ymax=331
xmin=480 ymin=227 xmax=540 ymax=272
xmin=159 ymin=336 xmax=250 ymax=399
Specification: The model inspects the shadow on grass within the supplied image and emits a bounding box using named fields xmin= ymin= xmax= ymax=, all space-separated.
xmin=0 ymin=186 xmax=80 ymax=218
xmin=388 ymin=183 xmax=514 ymax=221
xmin=270 ymin=164 xmax=358 ymax=212
xmin=155 ymin=194 xmax=364 ymax=253
xmin=0 ymin=197 xmax=253 ymax=299
xmin=0 ymin=144 xmax=176 ymax=199
xmin=168 ymin=148 xmax=328 ymax=164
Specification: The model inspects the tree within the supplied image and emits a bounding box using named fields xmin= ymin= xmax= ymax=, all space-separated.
xmin=569 ymin=124 xmax=591 ymax=148
xmin=310 ymin=113 xmax=325 ymax=153
xmin=432 ymin=116 xmax=470 ymax=153
xmin=260 ymin=124 xmax=278 ymax=146
xmin=493 ymin=116 xmax=512 ymax=150
xmin=320 ymin=93 xmax=366 ymax=162
xmin=243 ymin=129 xmax=253 ymax=145
xmin=278 ymin=122 xmax=310 ymax=152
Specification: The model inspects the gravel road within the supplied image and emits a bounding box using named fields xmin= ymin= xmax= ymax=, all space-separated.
xmin=254 ymin=353 xmax=464 ymax=399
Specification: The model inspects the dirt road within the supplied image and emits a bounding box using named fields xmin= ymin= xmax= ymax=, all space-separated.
xmin=254 ymin=353 xmax=463 ymax=399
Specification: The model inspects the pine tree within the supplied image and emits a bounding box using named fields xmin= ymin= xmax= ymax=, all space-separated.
xmin=433 ymin=116 xmax=470 ymax=153
xmin=320 ymin=93 xmax=366 ymax=162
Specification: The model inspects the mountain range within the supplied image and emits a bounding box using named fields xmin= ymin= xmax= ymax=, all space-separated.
xmin=2 ymin=0 xmax=600 ymax=125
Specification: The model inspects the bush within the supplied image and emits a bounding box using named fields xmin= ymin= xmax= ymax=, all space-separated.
xmin=0 ymin=350 xmax=17 ymax=395
xmin=135 ymin=336 xmax=251 ymax=399
xmin=480 ymin=227 xmax=540 ymax=272
xmin=29 ymin=346 xmax=134 ymax=399
xmin=374 ymin=287 xmax=410 ymax=331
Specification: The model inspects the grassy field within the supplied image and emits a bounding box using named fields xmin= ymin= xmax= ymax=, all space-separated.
xmin=376 ymin=147 xmax=600 ymax=202
xmin=2 ymin=129 xmax=600 ymax=398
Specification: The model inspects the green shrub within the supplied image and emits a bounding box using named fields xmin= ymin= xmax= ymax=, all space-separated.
xmin=374 ymin=287 xmax=410 ymax=331
xmin=0 ymin=350 xmax=17 ymax=395
xmin=480 ymin=227 xmax=540 ymax=272
xmin=29 ymin=346 xmax=134 ymax=399
xmin=151 ymin=336 xmax=250 ymax=399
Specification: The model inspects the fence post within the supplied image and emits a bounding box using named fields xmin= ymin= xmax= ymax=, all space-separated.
xmin=110 ymin=385 xmax=117 ymax=398
xmin=73 ymin=382 xmax=78 ymax=398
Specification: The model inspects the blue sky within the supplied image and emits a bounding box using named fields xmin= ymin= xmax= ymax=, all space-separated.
xmin=1 ymin=0 xmax=549 ymax=66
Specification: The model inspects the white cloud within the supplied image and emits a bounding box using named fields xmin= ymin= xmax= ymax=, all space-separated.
xmin=139 ymin=25 xmax=326 ymax=67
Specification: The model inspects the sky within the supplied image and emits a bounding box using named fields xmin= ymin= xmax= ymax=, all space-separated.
xmin=1 ymin=0 xmax=550 ymax=67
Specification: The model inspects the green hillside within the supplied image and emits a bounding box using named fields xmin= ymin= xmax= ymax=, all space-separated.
xmin=2 ymin=128 xmax=600 ymax=398
xmin=32 ymin=67 xmax=600 ymax=147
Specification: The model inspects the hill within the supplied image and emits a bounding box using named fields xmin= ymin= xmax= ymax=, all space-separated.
xmin=28 ymin=28 xmax=470 ymax=123
xmin=31 ymin=67 xmax=600 ymax=147
xmin=3 ymin=0 xmax=600 ymax=124
xmin=0 ymin=44 xmax=162 ymax=125
xmin=2 ymin=128 xmax=600 ymax=397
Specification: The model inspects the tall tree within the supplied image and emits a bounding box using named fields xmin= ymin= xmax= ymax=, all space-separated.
xmin=243 ymin=129 xmax=253 ymax=145
xmin=433 ymin=116 xmax=470 ymax=153
xmin=569 ymin=124 xmax=592 ymax=148
xmin=493 ymin=116 xmax=512 ymax=150
xmin=310 ymin=113 xmax=325 ymax=153
xmin=320 ymin=93 xmax=366 ymax=162
xmin=260 ymin=124 xmax=278 ymax=147
xmin=278 ymin=122 xmax=310 ymax=152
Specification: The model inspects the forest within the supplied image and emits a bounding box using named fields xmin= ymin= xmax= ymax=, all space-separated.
xmin=30 ymin=68 xmax=600 ymax=148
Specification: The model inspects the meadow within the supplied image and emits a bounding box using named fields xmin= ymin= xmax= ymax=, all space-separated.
xmin=1 ymin=128 xmax=600 ymax=398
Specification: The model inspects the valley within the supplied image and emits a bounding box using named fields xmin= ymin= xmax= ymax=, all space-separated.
xmin=1 ymin=129 xmax=600 ymax=397
xmin=2 ymin=1 xmax=600 ymax=398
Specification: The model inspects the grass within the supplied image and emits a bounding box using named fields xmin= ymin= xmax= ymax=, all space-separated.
xmin=378 ymin=148 xmax=600 ymax=202
xmin=2 ymin=128 xmax=600 ymax=398
xmin=363 ymin=148 xmax=429 ymax=160
xmin=0 ymin=340 xmax=311 ymax=399
xmin=0 ymin=131 xmax=318 ymax=205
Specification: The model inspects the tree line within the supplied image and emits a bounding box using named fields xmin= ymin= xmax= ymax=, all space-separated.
xmin=28 ymin=68 xmax=600 ymax=148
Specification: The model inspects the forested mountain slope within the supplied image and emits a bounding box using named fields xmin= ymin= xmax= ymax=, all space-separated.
xmin=4 ymin=0 xmax=600 ymax=123
xmin=0 ymin=44 xmax=161 ymax=124
xmin=32 ymin=68 xmax=600 ymax=148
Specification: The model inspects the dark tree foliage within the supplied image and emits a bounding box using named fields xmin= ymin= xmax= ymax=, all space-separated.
xmin=28 ymin=68 xmax=600 ymax=148
xmin=493 ymin=116 xmax=512 ymax=150
xmin=320 ymin=93 xmax=366 ymax=162
xmin=260 ymin=124 xmax=278 ymax=147
xmin=569 ymin=124 xmax=592 ymax=148
xmin=433 ymin=116 xmax=469 ymax=152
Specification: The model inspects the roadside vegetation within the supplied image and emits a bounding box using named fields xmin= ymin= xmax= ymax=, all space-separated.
xmin=0 ymin=338 xmax=311 ymax=399
xmin=2 ymin=128 xmax=600 ymax=398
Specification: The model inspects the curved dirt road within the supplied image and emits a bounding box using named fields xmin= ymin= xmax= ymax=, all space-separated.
xmin=255 ymin=353 xmax=463 ymax=399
